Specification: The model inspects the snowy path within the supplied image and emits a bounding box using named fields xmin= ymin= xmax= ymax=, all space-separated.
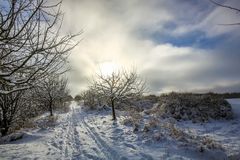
xmin=47 ymin=104 xmax=117 ymax=160
xmin=46 ymin=102 xmax=152 ymax=160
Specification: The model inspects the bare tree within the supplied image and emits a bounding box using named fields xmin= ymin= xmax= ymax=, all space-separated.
xmin=0 ymin=0 xmax=80 ymax=95
xmin=0 ymin=89 xmax=25 ymax=136
xmin=92 ymin=69 xmax=146 ymax=120
xmin=81 ymin=89 xmax=98 ymax=109
xmin=34 ymin=75 xmax=69 ymax=116
xmin=210 ymin=0 xmax=240 ymax=25
xmin=0 ymin=75 xmax=69 ymax=136
xmin=80 ymin=88 xmax=105 ymax=109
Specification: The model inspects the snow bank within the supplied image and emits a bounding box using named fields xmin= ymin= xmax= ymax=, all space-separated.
xmin=121 ymin=98 xmax=240 ymax=159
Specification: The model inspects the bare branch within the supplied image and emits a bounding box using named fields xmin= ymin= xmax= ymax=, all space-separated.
xmin=209 ymin=0 xmax=240 ymax=12
xmin=0 ymin=0 xmax=81 ymax=94
xmin=209 ymin=0 xmax=240 ymax=26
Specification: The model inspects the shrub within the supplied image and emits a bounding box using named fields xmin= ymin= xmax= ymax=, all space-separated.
xmin=149 ymin=92 xmax=233 ymax=122
xmin=122 ymin=109 xmax=142 ymax=132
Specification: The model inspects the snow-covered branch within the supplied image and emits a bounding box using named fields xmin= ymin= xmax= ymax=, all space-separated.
xmin=0 ymin=0 xmax=80 ymax=94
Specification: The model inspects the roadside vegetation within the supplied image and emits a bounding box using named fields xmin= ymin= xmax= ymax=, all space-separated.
xmin=0 ymin=0 xmax=79 ymax=137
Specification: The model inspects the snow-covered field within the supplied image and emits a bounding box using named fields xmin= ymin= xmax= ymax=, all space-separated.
xmin=0 ymin=99 xmax=240 ymax=160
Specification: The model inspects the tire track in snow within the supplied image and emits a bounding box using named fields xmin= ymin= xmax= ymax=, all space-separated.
xmin=72 ymin=106 xmax=107 ymax=160
xmin=84 ymin=114 xmax=154 ymax=160
xmin=81 ymin=117 xmax=121 ymax=160
xmin=47 ymin=105 xmax=84 ymax=159
xmin=71 ymin=107 xmax=86 ymax=159
xmin=47 ymin=112 xmax=74 ymax=159
xmin=49 ymin=103 xmax=149 ymax=160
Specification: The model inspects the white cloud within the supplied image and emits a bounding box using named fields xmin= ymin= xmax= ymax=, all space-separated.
xmin=61 ymin=0 xmax=240 ymax=96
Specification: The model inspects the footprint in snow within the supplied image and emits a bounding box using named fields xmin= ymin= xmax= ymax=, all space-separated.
xmin=113 ymin=128 xmax=123 ymax=133
xmin=120 ymin=156 xmax=129 ymax=160
xmin=100 ymin=131 xmax=106 ymax=135
xmin=140 ymin=153 xmax=154 ymax=160
xmin=110 ymin=136 xmax=124 ymax=141
xmin=84 ymin=153 xmax=100 ymax=160
xmin=102 ymin=121 xmax=107 ymax=124
xmin=123 ymin=143 xmax=136 ymax=150
xmin=91 ymin=147 xmax=100 ymax=154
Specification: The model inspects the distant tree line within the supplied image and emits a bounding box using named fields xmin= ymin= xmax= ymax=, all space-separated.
xmin=206 ymin=92 xmax=240 ymax=99
xmin=160 ymin=92 xmax=240 ymax=99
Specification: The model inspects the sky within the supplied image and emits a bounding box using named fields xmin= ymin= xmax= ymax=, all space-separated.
xmin=61 ymin=0 xmax=240 ymax=96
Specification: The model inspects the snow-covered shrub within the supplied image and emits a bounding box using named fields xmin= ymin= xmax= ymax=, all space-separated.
xmin=201 ymin=136 xmax=224 ymax=150
xmin=55 ymin=102 xmax=71 ymax=113
xmin=157 ymin=119 xmax=185 ymax=140
xmin=153 ymin=132 xmax=163 ymax=141
xmin=150 ymin=92 xmax=233 ymax=122
xmin=21 ymin=120 xmax=36 ymax=129
xmin=228 ymin=153 xmax=240 ymax=160
xmin=143 ymin=117 xmax=159 ymax=132
xmin=123 ymin=95 xmax=159 ymax=111
xmin=144 ymin=95 xmax=159 ymax=103
xmin=169 ymin=125 xmax=185 ymax=140
xmin=148 ymin=117 xmax=159 ymax=128
xmin=47 ymin=115 xmax=58 ymax=125
xmin=34 ymin=115 xmax=58 ymax=129
xmin=167 ymin=126 xmax=224 ymax=152
xmin=122 ymin=110 xmax=142 ymax=131
xmin=8 ymin=118 xmax=36 ymax=134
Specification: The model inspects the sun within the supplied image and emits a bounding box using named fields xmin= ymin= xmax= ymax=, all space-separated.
xmin=99 ymin=61 xmax=119 ymax=76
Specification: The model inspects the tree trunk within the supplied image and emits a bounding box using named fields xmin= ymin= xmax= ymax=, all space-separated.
xmin=49 ymin=101 xmax=53 ymax=116
xmin=111 ymin=99 xmax=116 ymax=120
xmin=1 ymin=120 xmax=9 ymax=137
xmin=1 ymin=127 xmax=8 ymax=137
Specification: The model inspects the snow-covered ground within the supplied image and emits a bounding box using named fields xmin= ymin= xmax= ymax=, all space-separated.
xmin=174 ymin=99 xmax=240 ymax=159
xmin=0 ymin=99 xmax=240 ymax=160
